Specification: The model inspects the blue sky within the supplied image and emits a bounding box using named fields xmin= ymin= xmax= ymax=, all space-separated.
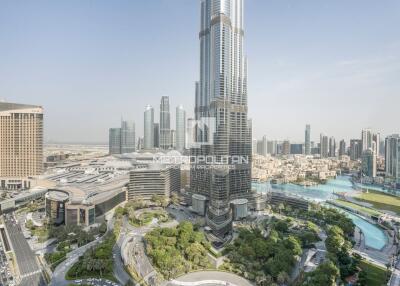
xmin=0 ymin=0 xmax=399 ymax=143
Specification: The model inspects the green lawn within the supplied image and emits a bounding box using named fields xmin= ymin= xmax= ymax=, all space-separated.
xmin=354 ymin=190 xmax=400 ymax=215
xmin=334 ymin=199 xmax=382 ymax=216
xmin=359 ymin=261 xmax=389 ymax=286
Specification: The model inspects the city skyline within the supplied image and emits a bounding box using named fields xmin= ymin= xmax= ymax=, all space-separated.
xmin=1 ymin=0 xmax=399 ymax=143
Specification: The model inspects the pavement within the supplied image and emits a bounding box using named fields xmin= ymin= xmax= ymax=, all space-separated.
xmin=3 ymin=213 xmax=46 ymax=286
xmin=165 ymin=271 xmax=253 ymax=286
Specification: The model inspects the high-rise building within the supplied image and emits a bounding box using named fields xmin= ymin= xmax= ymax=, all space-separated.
xmin=372 ymin=133 xmax=380 ymax=156
xmin=144 ymin=105 xmax=154 ymax=150
xmin=176 ymin=105 xmax=186 ymax=151
xmin=191 ymin=0 xmax=251 ymax=236
xmin=256 ymin=136 xmax=267 ymax=156
xmin=290 ymin=144 xmax=304 ymax=155
xmin=267 ymin=140 xmax=277 ymax=155
xmin=385 ymin=135 xmax=400 ymax=183
xmin=339 ymin=140 xmax=346 ymax=157
xmin=320 ymin=134 xmax=329 ymax=158
xmin=0 ymin=102 xmax=43 ymax=189
xmin=120 ymin=120 xmax=135 ymax=153
xmin=153 ymin=123 xmax=160 ymax=148
xmin=109 ymin=120 xmax=135 ymax=154
xmin=160 ymin=96 xmax=171 ymax=150
xmin=350 ymin=139 xmax=362 ymax=161
xmin=305 ymin=124 xmax=311 ymax=155
xmin=329 ymin=137 xmax=336 ymax=157
xmin=171 ymin=130 xmax=176 ymax=149
xmin=361 ymin=128 xmax=372 ymax=151
xmin=282 ymin=140 xmax=290 ymax=155
xmin=252 ymin=139 xmax=258 ymax=155
xmin=362 ymin=149 xmax=377 ymax=178
xmin=109 ymin=128 xmax=121 ymax=154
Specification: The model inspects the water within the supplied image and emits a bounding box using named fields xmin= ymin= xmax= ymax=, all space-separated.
xmin=253 ymin=175 xmax=388 ymax=250
xmin=253 ymin=175 xmax=356 ymax=202
xmin=345 ymin=211 xmax=387 ymax=250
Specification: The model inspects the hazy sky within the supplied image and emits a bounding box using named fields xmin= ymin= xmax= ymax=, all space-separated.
xmin=1 ymin=0 xmax=399 ymax=143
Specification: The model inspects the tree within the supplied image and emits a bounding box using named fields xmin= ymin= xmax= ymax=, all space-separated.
xmin=277 ymin=271 xmax=289 ymax=285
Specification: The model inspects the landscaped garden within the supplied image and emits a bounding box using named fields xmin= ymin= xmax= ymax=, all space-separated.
xmin=66 ymin=232 xmax=116 ymax=282
xmin=145 ymin=221 xmax=212 ymax=279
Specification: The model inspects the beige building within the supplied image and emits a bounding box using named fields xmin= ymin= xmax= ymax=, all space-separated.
xmin=0 ymin=102 xmax=43 ymax=190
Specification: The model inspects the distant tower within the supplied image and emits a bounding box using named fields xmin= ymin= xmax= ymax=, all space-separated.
xmin=362 ymin=149 xmax=377 ymax=178
xmin=329 ymin=137 xmax=336 ymax=157
xmin=320 ymin=134 xmax=329 ymax=158
xmin=109 ymin=128 xmax=121 ymax=155
xmin=176 ymin=105 xmax=186 ymax=151
xmin=339 ymin=140 xmax=346 ymax=157
xmin=350 ymin=139 xmax=362 ymax=160
xmin=120 ymin=120 xmax=135 ymax=153
xmin=153 ymin=123 xmax=160 ymax=148
xmin=361 ymin=128 xmax=372 ymax=151
xmin=160 ymin=96 xmax=171 ymax=150
xmin=144 ymin=105 xmax=154 ymax=150
xmin=385 ymin=135 xmax=400 ymax=183
xmin=305 ymin=124 xmax=311 ymax=155
xmin=282 ymin=140 xmax=290 ymax=155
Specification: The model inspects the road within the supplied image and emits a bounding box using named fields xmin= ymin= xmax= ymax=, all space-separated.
xmin=3 ymin=214 xmax=46 ymax=286
xmin=112 ymin=234 xmax=131 ymax=285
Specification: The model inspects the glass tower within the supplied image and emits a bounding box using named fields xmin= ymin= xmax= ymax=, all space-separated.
xmin=191 ymin=0 xmax=251 ymax=237
xmin=160 ymin=96 xmax=171 ymax=150
xmin=176 ymin=105 xmax=186 ymax=151
xmin=144 ymin=105 xmax=154 ymax=150
xmin=305 ymin=124 xmax=311 ymax=155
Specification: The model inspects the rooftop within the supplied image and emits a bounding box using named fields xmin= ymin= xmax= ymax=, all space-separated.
xmin=0 ymin=101 xmax=42 ymax=112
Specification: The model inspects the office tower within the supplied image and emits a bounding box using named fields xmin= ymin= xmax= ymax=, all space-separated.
xmin=144 ymin=105 xmax=154 ymax=150
xmin=290 ymin=144 xmax=304 ymax=155
xmin=153 ymin=123 xmax=160 ymax=148
xmin=361 ymin=128 xmax=372 ymax=151
xmin=191 ymin=0 xmax=251 ymax=236
xmin=320 ymin=134 xmax=329 ymax=158
xmin=362 ymin=149 xmax=377 ymax=178
xmin=350 ymin=139 xmax=362 ymax=161
xmin=186 ymin=118 xmax=195 ymax=150
xmin=137 ymin=137 xmax=144 ymax=150
xmin=267 ymin=140 xmax=277 ymax=155
xmin=305 ymin=124 xmax=311 ymax=155
xmin=329 ymin=137 xmax=336 ymax=157
xmin=160 ymin=96 xmax=171 ymax=150
xmin=339 ymin=140 xmax=346 ymax=156
xmin=109 ymin=128 xmax=121 ymax=154
xmin=252 ymin=139 xmax=258 ymax=155
xmin=372 ymin=133 xmax=380 ymax=156
xmin=171 ymin=130 xmax=176 ymax=149
xmin=256 ymin=136 xmax=267 ymax=156
xmin=120 ymin=120 xmax=136 ymax=153
xmin=0 ymin=102 xmax=43 ymax=189
xmin=176 ymin=105 xmax=186 ymax=151
xmin=385 ymin=135 xmax=400 ymax=182
xmin=282 ymin=140 xmax=290 ymax=155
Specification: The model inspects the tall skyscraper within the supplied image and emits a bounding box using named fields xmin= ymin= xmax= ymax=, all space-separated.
xmin=339 ymin=140 xmax=346 ymax=157
xmin=362 ymin=149 xmax=377 ymax=178
xmin=372 ymin=133 xmax=380 ymax=156
xmin=256 ymin=136 xmax=267 ymax=156
xmin=0 ymin=102 xmax=43 ymax=189
xmin=120 ymin=120 xmax=136 ymax=153
xmin=191 ymin=0 xmax=251 ymax=237
xmin=109 ymin=120 xmax=135 ymax=154
xmin=329 ymin=137 xmax=336 ymax=157
xmin=282 ymin=140 xmax=290 ymax=155
xmin=385 ymin=135 xmax=400 ymax=183
xmin=153 ymin=123 xmax=160 ymax=148
xmin=144 ymin=105 xmax=154 ymax=150
xmin=361 ymin=128 xmax=373 ymax=151
xmin=160 ymin=96 xmax=171 ymax=150
xmin=350 ymin=139 xmax=362 ymax=160
xmin=305 ymin=124 xmax=311 ymax=155
xmin=267 ymin=140 xmax=277 ymax=155
xmin=109 ymin=128 xmax=121 ymax=154
xmin=176 ymin=105 xmax=186 ymax=151
xmin=320 ymin=134 xmax=329 ymax=158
